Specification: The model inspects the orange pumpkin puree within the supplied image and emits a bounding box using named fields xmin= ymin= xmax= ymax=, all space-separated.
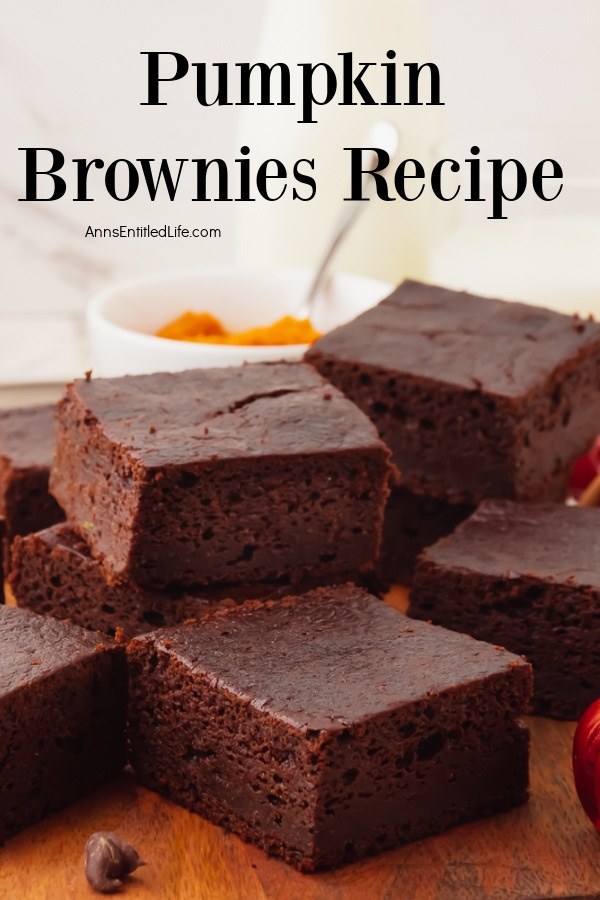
xmin=156 ymin=311 xmax=321 ymax=346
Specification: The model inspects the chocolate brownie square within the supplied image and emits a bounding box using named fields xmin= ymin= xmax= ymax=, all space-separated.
xmin=127 ymin=584 xmax=531 ymax=872
xmin=0 ymin=404 xmax=64 ymax=546
xmin=411 ymin=499 xmax=600 ymax=719
xmin=9 ymin=523 xmax=365 ymax=638
xmin=306 ymin=280 xmax=600 ymax=504
xmin=50 ymin=364 xmax=393 ymax=589
xmin=377 ymin=486 xmax=473 ymax=587
xmin=0 ymin=605 xmax=126 ymax=841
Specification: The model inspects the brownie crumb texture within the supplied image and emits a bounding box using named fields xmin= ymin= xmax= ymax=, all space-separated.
xmin=8 ymin=523 xmax=369 ymax=638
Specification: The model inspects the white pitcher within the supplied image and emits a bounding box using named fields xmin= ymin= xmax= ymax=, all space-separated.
xmin=233 ymin=0 xmax=438 ymax=284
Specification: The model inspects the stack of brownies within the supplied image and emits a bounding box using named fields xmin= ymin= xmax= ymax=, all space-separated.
xmin=3 ymin=278 xmax=600 ymax=871
xmin=307 ymin=279 xmax=600 ymax=721
xmin=12 ymin=363 xmax=393 ymax=636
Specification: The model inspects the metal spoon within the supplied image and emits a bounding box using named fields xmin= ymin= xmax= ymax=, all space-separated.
xmin=295 ymin=120 xmax=399 ymax=322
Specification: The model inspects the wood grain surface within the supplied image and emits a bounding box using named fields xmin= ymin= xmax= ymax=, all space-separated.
xmin=1 ymin=589 xmax=600 ymax=900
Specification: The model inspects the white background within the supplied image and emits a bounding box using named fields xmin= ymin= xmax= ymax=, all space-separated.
xmin=1 ymin=0 xmax=599 ymax=385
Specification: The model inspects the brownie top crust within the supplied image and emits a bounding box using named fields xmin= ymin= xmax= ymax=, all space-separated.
xmin=28 ymin=522 xmax=92 ymax=560
xmin=420 ymin=499 xmax=600 ymax=588
xmin=132 ymin=585 xmax=529 ymax=733
xmin=0 ymin=404 xmax=56 ymax=469
xmin=65 ymin=363 xmax=387 ymax=468
xmin=306 ymin=280 xmax=600 ymax=398
xmin=0 ymin=605 xmax=110 ymax=696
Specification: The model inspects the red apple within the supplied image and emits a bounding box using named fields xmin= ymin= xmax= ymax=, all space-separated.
xmin=573 ymin=699 xmax=600 ymax=827
xmin=570 ymin=437 xmax=600 ymax=499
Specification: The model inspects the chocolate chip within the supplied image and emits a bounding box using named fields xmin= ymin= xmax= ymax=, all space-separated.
xmin=84 ymin=832 xmax=145 ymax=894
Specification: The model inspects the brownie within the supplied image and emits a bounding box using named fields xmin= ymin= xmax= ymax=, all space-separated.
xmin=376 ymin=486 xmax=473 ymax=587
xmin=306 ymin=280 xmax=600 ymax=505
xmin=9 ymin=523 xmax=366 ymax=638
xmin=410 ymin=499 xmax=600 ymax=719
xmin=0 ymin=404 xmax=64 ymax=549
xmin=0 ymin=605 xmax=126 ymax=841
xmin=50 ymin=364 xmax=393 ymax=589
xmin=127 ymin=584 xmax=531 ymax=872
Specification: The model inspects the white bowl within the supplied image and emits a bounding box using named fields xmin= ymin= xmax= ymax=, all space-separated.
xmin=87 ymin=267 xmax=391 ymax=377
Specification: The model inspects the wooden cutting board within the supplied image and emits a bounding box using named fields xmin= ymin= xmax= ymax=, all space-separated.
xmin=1 ymin=589 xmax=600 ymax=900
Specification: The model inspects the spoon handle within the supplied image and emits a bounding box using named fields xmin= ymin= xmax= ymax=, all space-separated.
xmin=296 ymin=122 xmax=399 ymax=322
